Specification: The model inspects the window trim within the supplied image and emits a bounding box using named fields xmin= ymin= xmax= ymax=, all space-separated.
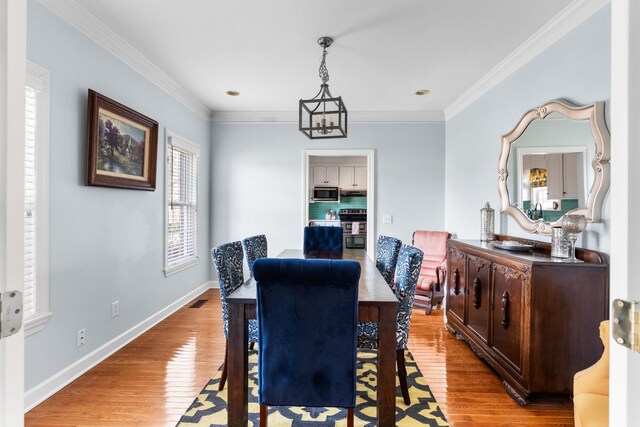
xmin=164 ymin=129 xmax=200 ymax=277
xmin=24 ymin=61 xmax=51 ymax=336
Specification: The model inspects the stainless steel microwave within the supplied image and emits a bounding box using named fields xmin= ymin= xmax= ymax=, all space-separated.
xmin=312 ymin=186 xmax=340 ymax=202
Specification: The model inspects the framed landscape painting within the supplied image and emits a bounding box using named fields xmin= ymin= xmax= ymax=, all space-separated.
xmin=86 ymin=89 xmax=158 ymax=190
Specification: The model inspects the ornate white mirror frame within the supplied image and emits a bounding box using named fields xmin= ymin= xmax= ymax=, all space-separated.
xmin=498 ymin=100 xmax=610 ymax=235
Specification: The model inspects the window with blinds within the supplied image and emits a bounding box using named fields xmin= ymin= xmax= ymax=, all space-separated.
xmin=24 ymin=61 xmax=51 ymax=335
xmin=165 ymin=132 xmax=199 ymax=274
xmin=24 ymin=86 xmax=37 ymax=320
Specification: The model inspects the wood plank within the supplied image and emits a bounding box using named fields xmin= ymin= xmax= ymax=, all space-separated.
xmin=25 ymin=289 xmax=574 ymax=426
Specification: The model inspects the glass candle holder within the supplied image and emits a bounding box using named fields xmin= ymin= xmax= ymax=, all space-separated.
xmin=561 ymin=214 xmax=587 ymax=262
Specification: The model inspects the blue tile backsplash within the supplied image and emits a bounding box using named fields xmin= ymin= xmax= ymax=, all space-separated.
xmin=309 ymin=197 xmax=367 ymax=220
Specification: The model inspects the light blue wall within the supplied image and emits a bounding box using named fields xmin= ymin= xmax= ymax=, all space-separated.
xmin=210 ymin=122 xmax=445 ymax=256
xmin=25 ymin=0 xmax=211 ymax=390
xmin=444 ymin=7 xmax=611 ymax=252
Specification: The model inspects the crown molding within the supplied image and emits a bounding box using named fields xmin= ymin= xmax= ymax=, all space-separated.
xmin=210 ymin=110 xmax=445 ymax=123
xmin=38 ymin=0 xmax=211 ymax=119
xmin=444 ymin=0 xmax=610 ymax=121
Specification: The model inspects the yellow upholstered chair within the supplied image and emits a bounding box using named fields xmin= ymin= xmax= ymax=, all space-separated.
xmin=573 ymin=320 xmax=609 ymax=427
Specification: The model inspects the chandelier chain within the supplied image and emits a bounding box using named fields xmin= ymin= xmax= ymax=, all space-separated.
xmin=319 ymin=48 xmax=329 ymax=84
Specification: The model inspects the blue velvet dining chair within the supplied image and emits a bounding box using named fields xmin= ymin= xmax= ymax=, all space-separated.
xmin=211 ymin=241 xmax=259 ymax=391
xmin=357 ymin=244 xmax=423 ymax=405
xmin=376 ymin=235 xmax=402 ymax=287
xmin=242 ymin=234 xmax=268 ymax=277
xmin=253 ymin=258 xmax=360 ymax=427
xmin=303 ymin=225 xmax=343 ymax=253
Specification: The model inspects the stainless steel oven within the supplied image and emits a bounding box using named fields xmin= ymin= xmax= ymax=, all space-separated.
xmin=339 ymin=209 xmax=367 ymax=251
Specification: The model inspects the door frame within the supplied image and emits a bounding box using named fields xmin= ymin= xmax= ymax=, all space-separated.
xmin=0 ymin=0 xmax=27 ymax=425
xmin=303 ymin=149 xmax=375 ymax=256
xmin=610 ymin=0 xmax=640 ymax=425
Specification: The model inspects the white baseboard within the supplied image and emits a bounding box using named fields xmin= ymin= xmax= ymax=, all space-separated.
xmin=24 ymin=282 xmax=210 ymax=412
xmin=209 ymin=280 xmax=219 ymax=288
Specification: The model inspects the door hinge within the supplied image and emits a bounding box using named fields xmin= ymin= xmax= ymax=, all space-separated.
xmin=0 ymin=291 xmax=23 ymax=339
xmin=612 ymin=299 xmax=639 ymax=353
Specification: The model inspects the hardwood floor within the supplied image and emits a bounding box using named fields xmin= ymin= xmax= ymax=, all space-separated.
xmin=25 ymin=289 xmax=574 ymax=426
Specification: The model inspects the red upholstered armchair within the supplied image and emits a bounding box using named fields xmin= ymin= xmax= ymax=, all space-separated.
xmin=412 ymin=230 xmax=450 ymax=315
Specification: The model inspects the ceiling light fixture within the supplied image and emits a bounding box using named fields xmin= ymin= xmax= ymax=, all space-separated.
xmin=415 ymin=89 xmax=431 ymax=96
xmin=226 ymin=90 xmax=240 ymax=96
xmin=299 ymin=37 xmax=347 ymax=139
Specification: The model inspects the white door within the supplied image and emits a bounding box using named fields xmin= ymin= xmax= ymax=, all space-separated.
xmin=610 ymin=1 xmax=640 ymax=425
xmin=0 ymin=0 xmax=26 ymax=426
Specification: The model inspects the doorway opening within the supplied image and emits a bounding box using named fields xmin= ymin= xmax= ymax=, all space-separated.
xmin=303 ymin=149 xmax=375 ymax=255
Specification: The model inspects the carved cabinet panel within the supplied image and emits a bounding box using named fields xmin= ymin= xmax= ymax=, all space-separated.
xmin=445 ymin=238 xmax=608 ymax=405
xmin=466 ymin=254 xmax=491 ymax=344
xmin=446 ymin=246 xmax=466 ymax=324
xmin=491 ymin=263 xmax=526 ymax=372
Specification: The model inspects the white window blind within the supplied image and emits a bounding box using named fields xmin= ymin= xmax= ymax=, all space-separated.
xmin=166 ymin=133 xmax=199 ymax=273
xmin=23 ymin=61 xmax=51 ymax=335
xmin=24 ymin=86 xmax=37 ymax=320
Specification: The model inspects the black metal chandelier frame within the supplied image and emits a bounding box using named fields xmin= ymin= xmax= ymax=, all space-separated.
xmin=299 ymin=37 xmax=348 ymax=140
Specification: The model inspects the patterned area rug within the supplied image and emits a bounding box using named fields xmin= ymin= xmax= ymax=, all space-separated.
xmin=178 ymin=349 xmax=448 ymax=426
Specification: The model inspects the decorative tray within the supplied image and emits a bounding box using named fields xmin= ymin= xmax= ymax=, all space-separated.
xmin=491 ymin=241 xmax=534 ymax=252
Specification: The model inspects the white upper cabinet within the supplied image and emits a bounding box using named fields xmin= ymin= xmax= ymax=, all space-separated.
xmin=339 ymin=166 xmax=367 ymax=190
xmin=313 ymin=166 xmax=339 ymax=186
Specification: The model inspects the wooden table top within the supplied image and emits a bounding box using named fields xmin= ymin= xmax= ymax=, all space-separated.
xmin=228 ymin=249 xmax=397 ymax=305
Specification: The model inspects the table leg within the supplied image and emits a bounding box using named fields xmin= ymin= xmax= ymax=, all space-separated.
xmin=377 ymin=304 xmax=396 ymax=426
xmin=227 ymin=303 xmax=249 ymax=427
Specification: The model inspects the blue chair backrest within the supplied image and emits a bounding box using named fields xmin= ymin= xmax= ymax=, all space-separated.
xmin=395 ymin=245 xmax=424 ymax=349
xmin=242 ymin=234 xmax=268 ymax=277
xmin=254 ymin=258 xmax=360 ymax=408
xmin=303 ymin=226 xmax=343 ymax=253
xmin=211 ymin=241 xmax=244 ymax=339
xmin=376 ymin=235 xmax=402 ymax=286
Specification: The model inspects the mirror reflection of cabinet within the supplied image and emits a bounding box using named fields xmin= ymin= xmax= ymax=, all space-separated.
xmin=546 ymin=152 xmax=583 ymax=200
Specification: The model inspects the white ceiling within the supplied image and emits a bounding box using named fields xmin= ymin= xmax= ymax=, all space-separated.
xmin=58 ymin=0 xmax=580 ymax=117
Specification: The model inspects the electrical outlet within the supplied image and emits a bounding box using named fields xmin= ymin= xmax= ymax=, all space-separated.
xmin=76 ymin=329 xmax=86 ymax=347
xmin=111 ymin=300 xmax=119 ymax=318
xmin=383 ymin=215 xmax=393 ymax=224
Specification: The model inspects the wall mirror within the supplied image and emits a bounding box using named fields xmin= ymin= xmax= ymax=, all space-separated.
xmin=498 ymin=100 xmax=610 ymax=235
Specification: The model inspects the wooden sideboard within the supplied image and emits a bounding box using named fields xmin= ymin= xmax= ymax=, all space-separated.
xmin=445 ymin=235 xmax=608 ymax=404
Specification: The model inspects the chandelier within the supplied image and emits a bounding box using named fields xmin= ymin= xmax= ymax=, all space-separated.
xmin=299 ymin=37 xmax=348 ymax=139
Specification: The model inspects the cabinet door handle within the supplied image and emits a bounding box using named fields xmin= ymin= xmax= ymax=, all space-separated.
xmin=501 ymin=291 xmax=510 ymax=329
xmin=453 ymin=268 xmax=460 ymax=295
xmin=473 ymin=277 xmax=481 ymax=309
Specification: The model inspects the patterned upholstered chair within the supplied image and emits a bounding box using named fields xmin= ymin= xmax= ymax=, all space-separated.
xmin=254 ymin=258 xmax=360 ymax=427
xmin=242 ymin=234 xmax=268 ymax=277
xmin=412 ymin=230 xmax=451 ymax=314
xmin=211 ymin=241 xmax=259 ymax=391
xmin=376 ymin=235 xmax=402 ymax=288
xmin=303 ymin=226 xmax=343 ymax=253
xmin=357 ymin=244 xmax=424 ymax=405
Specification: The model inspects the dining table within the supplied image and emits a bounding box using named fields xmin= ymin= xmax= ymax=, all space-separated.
xmin=226 ymin=248 xmax=398 ymax=427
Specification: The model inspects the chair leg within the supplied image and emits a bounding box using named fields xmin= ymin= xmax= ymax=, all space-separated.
xmin=250 ymin=342 xmax=255 ymax=351
xmin=260 ymin=404 xmax=268 ymax=427
xmin=347 ymin=407 xmax=354 ymax=427
xmin=219 ymin=340 xmax=228 ymax=391
xmin=397 ymin=349 xmax=411 ymax=405
xmin=424 ymin=300 xmax=433 ymax=315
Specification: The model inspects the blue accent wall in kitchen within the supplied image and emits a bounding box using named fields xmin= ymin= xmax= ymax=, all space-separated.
xmin=309 ymin=197 xmax=367 ymax=220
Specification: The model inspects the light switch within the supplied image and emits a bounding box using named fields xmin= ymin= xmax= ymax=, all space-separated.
xmin=383 ymin=215 xmax=393 ymax=224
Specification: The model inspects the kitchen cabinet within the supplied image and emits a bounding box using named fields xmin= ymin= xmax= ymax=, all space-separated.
xmin=312 ymin=166 xmax=339 ymax=186
xmin=546 ymin=153 xmax=581 ymax=200
xmin=445 ymin=237 xmax=608 ymax=404
xmin=339 ymin=166 xmax=367 ymax=190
